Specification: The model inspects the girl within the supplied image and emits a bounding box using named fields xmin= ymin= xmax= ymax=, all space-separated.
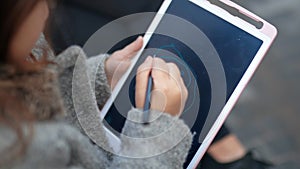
xmin=0 ymin=0 xmax=191 ymax=169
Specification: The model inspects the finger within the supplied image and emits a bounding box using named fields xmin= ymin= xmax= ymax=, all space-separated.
xmin=135 ymin=56 xmax=153 ymax=108
xmin=167 ymin=63 xmax=181 ymax=81
xmin=179 ymin=76 xmax=188 ymax=108
xmin=179 ymin=78 xmax=188 ymax=115
xmin=152 ymin=57 xmax=169 ymax=80
xmin=117 ymin=36 xmax=143 ymax=59
xmin=167 ymin=63 xmax=186 ymax=97
xmin=167 ymin=63 xmax=188 ymax=115
xmin=109 ymin=60 xmax=131 ymax=90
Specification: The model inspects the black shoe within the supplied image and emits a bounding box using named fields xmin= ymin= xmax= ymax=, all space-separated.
xmin=197 ymin=152 xmax=273 ymax=169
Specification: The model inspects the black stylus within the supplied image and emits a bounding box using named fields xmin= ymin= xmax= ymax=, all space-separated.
xmin=143 ymin=55 xmax=155 ymax=124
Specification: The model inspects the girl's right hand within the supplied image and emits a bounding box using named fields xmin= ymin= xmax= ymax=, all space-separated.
xmin=135 ymin=56 xmax=188 ymax=116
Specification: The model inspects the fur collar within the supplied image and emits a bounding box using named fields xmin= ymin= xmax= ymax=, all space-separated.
xmin=0 ymin=65 xmax=65 ymax=120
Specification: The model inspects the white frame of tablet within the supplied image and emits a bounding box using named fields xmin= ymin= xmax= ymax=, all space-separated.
xmin=100 ymin=0 xmax=277 ymax=168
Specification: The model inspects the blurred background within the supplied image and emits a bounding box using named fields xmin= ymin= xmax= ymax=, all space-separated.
xmin=49 ymin=0 xmax=300 ymax=168
xmin=229 ymin=0 xmax=300 ymax=168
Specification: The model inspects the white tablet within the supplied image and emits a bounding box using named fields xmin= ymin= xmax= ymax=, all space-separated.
xmin=99 ymin=0 xmax=277 ymax=168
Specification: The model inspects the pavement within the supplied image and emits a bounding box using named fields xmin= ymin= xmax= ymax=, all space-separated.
xmin=227 ymin=0 xmax=300 ymax=168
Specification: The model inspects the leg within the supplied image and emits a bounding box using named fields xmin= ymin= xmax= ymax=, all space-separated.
xmin=199 ymin=125 xmax=272 ymax=169
xmin=207 ymin=134 xmax=246 ymax=163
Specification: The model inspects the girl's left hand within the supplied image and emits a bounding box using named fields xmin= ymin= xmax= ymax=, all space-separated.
xmin=105 ymin=36 xmax=143 ymax=89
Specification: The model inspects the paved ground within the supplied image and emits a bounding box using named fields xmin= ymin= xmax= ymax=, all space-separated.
xmin=228 ymin=0 xmax=300 ymax=168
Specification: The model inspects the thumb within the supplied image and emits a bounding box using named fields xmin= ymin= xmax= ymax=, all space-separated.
xmin=118 ymin=36 xmax=143 ymax=58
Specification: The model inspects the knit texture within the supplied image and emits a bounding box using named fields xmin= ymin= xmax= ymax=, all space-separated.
xmin=0 ymin=35 xmax=193 ymax=169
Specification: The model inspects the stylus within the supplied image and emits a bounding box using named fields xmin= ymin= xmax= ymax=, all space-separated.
xmin=143 ymin=55 xmax=155 ymax=124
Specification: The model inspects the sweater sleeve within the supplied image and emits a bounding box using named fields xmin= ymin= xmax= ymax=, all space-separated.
xmin=55 ymin=46 xmax=111 ymax=111
xmin=55 ymin=46 xmax=113 ymax=154
xmin=59 ymin=123 xmax=112 ymax=169
xmin=55 ymin=46 xmax=111 ymax=127
xmin=109 ymin=108 xmax=193 ymax=169
xmin=55 ymin=46 xmax=192 ymax=169
xmin=85 ymin=54 xmax=112 ymax=109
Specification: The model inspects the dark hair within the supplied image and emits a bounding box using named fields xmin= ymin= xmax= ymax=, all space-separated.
xmin=0 ymin=0 xmax=54 ymax=165
xmin=0 ymin=0 xmax=44 ymax=63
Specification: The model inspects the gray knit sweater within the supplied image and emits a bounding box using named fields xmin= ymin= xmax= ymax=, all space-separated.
xmin=0 ymin=36 xmax=193 ymax=169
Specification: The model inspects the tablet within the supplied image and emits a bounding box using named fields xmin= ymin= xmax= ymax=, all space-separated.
xmin=99 ymin=0 xmax=277 ymax=168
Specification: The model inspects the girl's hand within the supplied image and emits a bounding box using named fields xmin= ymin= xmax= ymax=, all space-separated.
xmin=105 ymin=36 xmax=143 ymax=89
xmin=135 ymin=57 xmax=188 ymax=116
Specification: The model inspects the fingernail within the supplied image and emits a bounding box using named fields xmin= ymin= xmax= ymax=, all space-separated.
xmin=145 ymin=56 xmax=152 ymax=62
xmin=136 ymin=36 xmax=142 ymax=41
